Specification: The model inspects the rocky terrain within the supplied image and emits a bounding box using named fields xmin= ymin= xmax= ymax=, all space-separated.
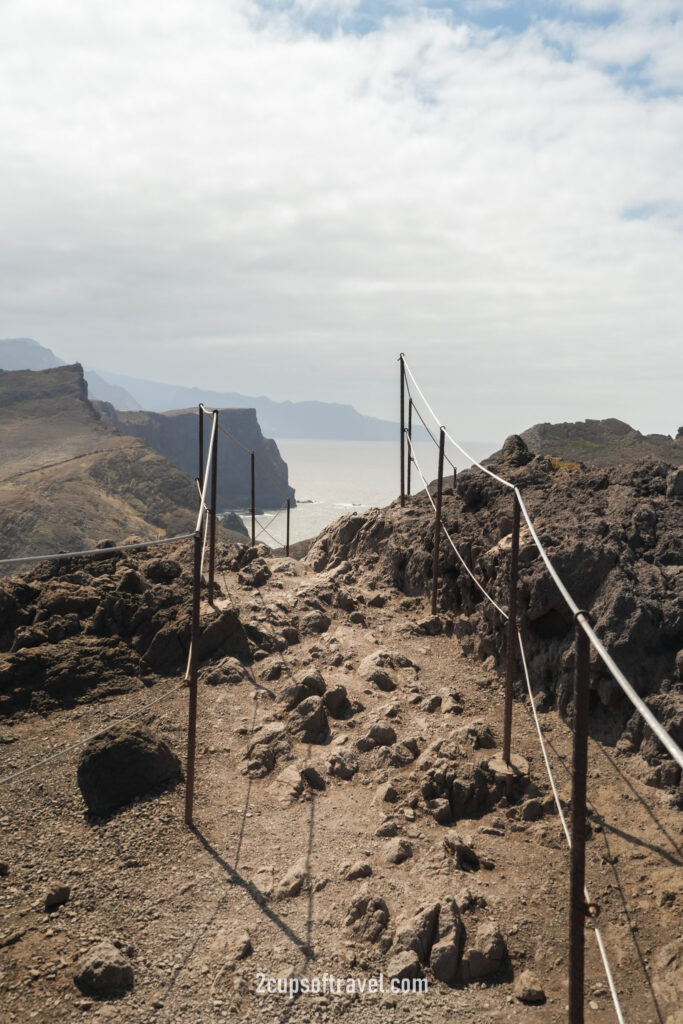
xmin=0 ymin=365 xmax=253 ymax=564
xmin=95 ymin=404 xmax=294 ymax=513
xmin=507 ymin=418 xmax=682 ymax=469
xmin=1 ymin=481 xmax=681 ymax=1023
xmin=309 ymin=437 xmax=683 ymax=794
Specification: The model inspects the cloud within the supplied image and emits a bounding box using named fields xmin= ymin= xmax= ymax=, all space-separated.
xmin=0 ymin=0 xmax=681 ymax=438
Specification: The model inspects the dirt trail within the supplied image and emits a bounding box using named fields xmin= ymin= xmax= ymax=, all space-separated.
xmin=0 ymin=546 xmax=681 ymax=1024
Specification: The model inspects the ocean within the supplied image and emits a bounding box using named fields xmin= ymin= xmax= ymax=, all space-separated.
xmin=230 ymin=437 xmax=497 ymax=549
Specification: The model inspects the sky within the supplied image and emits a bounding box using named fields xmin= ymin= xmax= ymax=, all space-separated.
xmin=1 ymin=0 xmax=682 ymax=439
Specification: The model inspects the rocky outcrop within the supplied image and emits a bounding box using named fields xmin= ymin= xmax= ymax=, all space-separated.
xmin=306 ymin=439 xmax=683 ymax=786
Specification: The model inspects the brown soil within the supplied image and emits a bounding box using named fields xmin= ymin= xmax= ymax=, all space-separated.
xmin=1 ymin=544 xmax=681 ymax=1024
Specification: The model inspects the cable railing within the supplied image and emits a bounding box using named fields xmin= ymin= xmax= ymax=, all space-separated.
xmin=399 ymin=353 xmax=680 ymax=1024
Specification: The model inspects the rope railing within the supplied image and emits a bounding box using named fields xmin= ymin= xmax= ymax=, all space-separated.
xmin=400 ymin=355 xmax=683 ymax=772
xmin=404 ymin=373 xmax=628 ymax=1024
xmin=0 ymin=532 xmax=195 ymax=567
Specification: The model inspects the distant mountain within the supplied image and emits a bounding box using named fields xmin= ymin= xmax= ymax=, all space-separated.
xmin=0 ymin=337 xmax=65 ymax=371
xmin=0 ymin=337 xmax=141 ymax=410
xmin=508 ymin=418 xmax=682 ymax=467
xmin=93 ymin=368 xmax=404 ymax=441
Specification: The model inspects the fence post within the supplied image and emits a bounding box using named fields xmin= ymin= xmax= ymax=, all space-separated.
xmin=406 ymin=398 xmax=413 ymax=496
xmin=184 ymin=529 xmax=202 ymax=826
xmin=400 ymin=354 xmax=405 ymax=508
xmin=502 ymin=492 xmax=520 ymax=764
xmin=569 ymin=616 xmax=591 ymax=1024
xmin=431 ymin=427 xmax=445 ymax=615
xmin=198 ymin=405 xmax=204 ymax=490
xmin=453 ymin=465 xmax=457 ymax=491
xmin=251 ymin=452 xmax=256 ymax=547
xmin=208 ymin=411 xmax=218 ymax=604
xmin=286 ymin=499 xmax=290 ymax=556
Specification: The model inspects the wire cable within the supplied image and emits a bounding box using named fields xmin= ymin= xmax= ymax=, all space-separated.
xmin=402 ymin=380 xmax=457 ymax=472
xmin=0 ymin=532 xmax=195 ymax=567
xmin=405 ymin=433 xmax=508 ymax=619
xmin=0 ymin=681 xmax=186 ymax=788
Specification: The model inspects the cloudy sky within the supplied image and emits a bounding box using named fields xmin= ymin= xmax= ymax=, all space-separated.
xmin=1 ymin=0 xmax=681 ymax=437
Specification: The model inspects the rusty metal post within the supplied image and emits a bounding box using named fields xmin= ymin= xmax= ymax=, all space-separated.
xmin=184 ymin=529 xmax=202 ymax=826
xmin=399 ymin=355 xmax=405 ymax=507
xmin=502 ymin=492 xmax=521 ymax=764
xmin=431 ymin=427 xmax=445 ymax=615
xmin=208 ymin=411 xmax=218 ymax=604
xmin=569 ymin=616 xmax=591 ymax=1024
xmin=406 ymin=398 xmax=413 ymax=496
xmin=453 ymin=465 xmax=457 ymax=491
xmin=250 ymin=452 xmax=256 ymax=547
xmin=286 ymin=499 xmax=290 ymax=556
xmin=198 ymin=405 xmax=204 ymax=490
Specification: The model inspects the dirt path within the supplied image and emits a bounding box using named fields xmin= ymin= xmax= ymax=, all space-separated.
xmin=1 ymin=548 xmax=680 ymax=1024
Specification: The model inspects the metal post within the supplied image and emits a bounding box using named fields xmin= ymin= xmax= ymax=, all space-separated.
xmin=453 ymin=465 xmax=457 ymax=491
xmin=184 ymin=530 xmax=202 ymax=826
xmin=431 ymin=427 xmax=445 ymax=615
xmin=465 ymin=538 xmax=473 ymax=571
xmin=250 ymin=452 xmax=256 ymax=547
xmin=569 ymin=617 xmax=591 ymax=1024
xmin=198 ymin=405 xmax=204 ymax=490
xmin=502 ymin=493 xmax=520 ymax=764
xmin=399 ymin=354 xmax=405 ymax=508
xmin=208 ymin=411 xmax=218 ymax=604
xmin=407 ymin=398 xmax=413 ymax=496
xmin=286 ymin=499 xmax=290 ymax=556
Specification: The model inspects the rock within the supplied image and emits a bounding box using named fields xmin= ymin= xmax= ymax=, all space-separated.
xmin=514 ymin=969 xmax=546 ymax=1004
xmin=269 ymin=766 xmax=304 ymax=805
xmin=394 ymin=903 xmax=439 ymax=964
xmin=424 ymin=695 xmax=442 ymax=712
xmin=201 ymin=656 xmax=246 ymax=686
xmin=328 ymin=751 xmax=358 ymax=780
xmin=0 ymin=862 xmax=9 ymax=877
xmin=287 ymin=696 xmax=328 ymax=742
xmin=275 ymin=857 xmax=308 ymax=899
xmin=44 ymin=882 xmax=70 ymax=910
xmin=428 ymin=798 xmax=452 ymax=825
xmin=441 ymin=691 xmax=464 ymax=716
xmin=323 ymin=684 xmax=348 ymax=716
xmin=232 ymin=931 xmax=253 ymax=961
xmin=77 ymin=724 xmax=181 ymax=815
xmin=377 ymin=783 xmax=399 ymax=804
xmin=460 ymin=921 xmax=505 ymax=981
xmin=74 ymin=940 xmax=134 ymax=994
xmin=375 ymin=819 xmax=398 ymax=837
xmin=417 ymin=615 xmax=443 ymax=636
xmin=345 ymin=894 xmax=390 ymax=943
xmin=358 ymin=651 xmax=397 ymax=691
xmin=430 ymin=898 xmax=464 ymax=983
xmin=280 ymin=669 xmax=326 ymax=711
xmin=198 ymin=609 xmax=249 ymax=660
xmin=300 ymin=611 xmax=331 ymax=635
xmin=243 ymin=723 xmax=292 ymax=778
xmin=301 ymin=764 xmax=326 ymax=791
xmin=521 ymin=798 xmax=543 ymax=822
xmin=144 ymin=558 xmax=181 ymax=583
xmin=387 ymin=950 xmax=421 ymax=981
xmin=368 ymin=723 xmax=397 ymax=747
xmin=238 ymin=557 xmax=271 ymax=587
xmin=345 ymin=861 xmax=373 ymax=881
xmin=349 ymin=611 xmax=366 ymax=625
xmin=501 ymin=434 xmax=533 ymax=467
xmin=384 ymin=838 xmax=413 ymax=865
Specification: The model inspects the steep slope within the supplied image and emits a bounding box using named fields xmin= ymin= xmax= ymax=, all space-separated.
xmin=95 ymin=404 xmax=294 ymax=511
xmin=0 ymin=365 xmax=202 ymax=561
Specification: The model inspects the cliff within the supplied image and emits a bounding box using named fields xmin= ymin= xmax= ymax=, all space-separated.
xmin=0 ymin=365 xmax=238 ymax=562
xmin=95 ymin=404 xmax=295 ymax=512
xmin=514 ymin=417 xmax=682 ymax=468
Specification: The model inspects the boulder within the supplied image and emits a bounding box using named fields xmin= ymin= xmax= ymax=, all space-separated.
xmin=77 ymin=724 xmax=181 ymax=815
xmin=275 ymin=857 xmax=308 ymax=899
xmin=74 ymin=940 xmax=134 ymax=994
xmin=280 ymin=669 xmax=326 ymax=712
xmin=460 ymin=921 xmax=505 ymax=981
xmin=514 ymin=969 xmax=546 ymax=1004
xmin=327 ymin=751 xmax=358 ymax=780
xmin=345 ymin=894 xmax=390 ymax=944
xmin=287 ymin=696 xmax=328 ymax=742
xmin=430 ymin=898 xmax=464 ymax=983
xmin=384 ymin=838 xmax=413 ymax=865
xmin=144 ymin=559 xmax=181 ymax=583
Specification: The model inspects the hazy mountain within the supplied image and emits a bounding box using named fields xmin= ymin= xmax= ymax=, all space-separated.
xmin=93 ymin=368 xmax=404 ymax=441
xmin=0 ymin=337 xmax=65 ymax=371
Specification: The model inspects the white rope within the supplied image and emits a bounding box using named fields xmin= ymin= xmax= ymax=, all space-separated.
xmin=0 ymin=681 xmax=186 ymax=788
xmin=515 ymin=489 xmax=683 ymax=771
xmin=0 ymin=532 xmax=195 ymax=567
xmin=401 ymin=357 xmax=682 ymax=770
xmin=402 ymin=356 xmax=514 ymax=490
xmin=516 ymin=629 xmax=626 ymax=1024
xmin=405 ymin=433 xmax=509 ymax=619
